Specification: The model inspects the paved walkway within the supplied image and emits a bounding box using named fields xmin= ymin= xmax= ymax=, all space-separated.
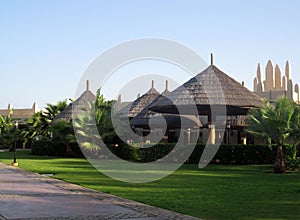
xmin=0 ymin=163 xmax=201 ymax=220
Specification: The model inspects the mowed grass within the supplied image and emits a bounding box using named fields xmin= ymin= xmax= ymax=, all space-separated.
xmin=1 ymin=150 xmax=300 ymax=220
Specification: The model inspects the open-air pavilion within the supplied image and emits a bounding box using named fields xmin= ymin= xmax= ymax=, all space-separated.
xmin=148 ymin=55 xmax=263 ymax=144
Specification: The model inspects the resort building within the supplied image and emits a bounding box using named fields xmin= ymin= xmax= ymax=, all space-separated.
xmin=253 ymin=60 xmax=300 ymax=103
xmin=0 ymin=102 xmax=39 ymax=121
xmin=124 ymin=55 xmax=263 ymax=145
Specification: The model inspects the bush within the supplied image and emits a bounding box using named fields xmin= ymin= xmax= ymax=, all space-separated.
xmin=70 ymin=142 xmax=84 ymax=157
xmin=188 ymin=144 xmax=277 ymax=164
xmin=285 ymin=145 xmax=300 ymax=170
xmin=31 ymin=139 xmax=66 ymax=156
xmin=107 ymin=143 xmax=175 ymax=162
xmin=109 ymin=143 xmax=278 ymax=164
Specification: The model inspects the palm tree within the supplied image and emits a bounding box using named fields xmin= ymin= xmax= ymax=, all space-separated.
xmin=23 ymin=100 xmax=69 ymax=143
xmin=24 ymin=111 xmax=49 ymax=141
xmin=247 ymin=96 xmax=300 ymax=173
xmin=44 ymin=100 xmax=68 ymax=121
xmin=73 ymin=89 xmax=117 ymax=155
xmin=0 ymin=109 xmax=13 ymax=135
xmin=49 ymin=120 xmax=75 ymax=155
xmin=0 ymin=109 xmax=15 ymax=150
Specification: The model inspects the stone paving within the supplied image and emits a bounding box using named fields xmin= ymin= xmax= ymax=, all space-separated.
xmin=0 ymin=163 xmax=201 ymax=220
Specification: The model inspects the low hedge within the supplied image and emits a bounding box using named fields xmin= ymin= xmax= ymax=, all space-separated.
xmin=108 ymin=143 xmax=176 ymax=162
xmin=109 ymin=143 xmax=281 ymax=164
xmin=31 ymin=139 xmax=297 ymax=165
xmin=188 ymin=144 xmax=278 ymax=164
xmin=31 ymin=139 xmax=66 ymax=156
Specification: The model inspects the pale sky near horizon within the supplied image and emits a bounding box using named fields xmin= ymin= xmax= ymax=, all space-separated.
xmin=1 ymin=0 xmax=300 ymax=109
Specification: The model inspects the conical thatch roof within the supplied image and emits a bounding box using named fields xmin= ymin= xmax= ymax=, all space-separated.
xmin=118 ymin=80 xmax=160 ymax=119
xmin=130 ymin=82 xmax=169 ymax=126
xmin=131 ymin=81 xmax=204 ymax=129
xmin=150 ymin=65 xmax=263 ymax=116
xmin=52 ymin=81 xmax=96 ymax=123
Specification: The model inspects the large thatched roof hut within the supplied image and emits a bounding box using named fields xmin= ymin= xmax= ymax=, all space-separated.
xmin=149 ymin=55 xmax=263 ymax=144
xmin=150 ymin=58 xmax=263 ymax=117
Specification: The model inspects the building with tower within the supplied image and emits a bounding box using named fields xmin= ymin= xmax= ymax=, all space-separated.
xmin=253 ymin=60 xmax=299 ymax=103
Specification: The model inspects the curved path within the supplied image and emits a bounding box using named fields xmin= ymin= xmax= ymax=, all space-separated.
xmin=0 ymin=163 xmax=201 ymax=220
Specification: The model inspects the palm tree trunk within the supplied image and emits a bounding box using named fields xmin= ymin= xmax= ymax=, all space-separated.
xmin=274 ymin=146 xmax=286 ymax=174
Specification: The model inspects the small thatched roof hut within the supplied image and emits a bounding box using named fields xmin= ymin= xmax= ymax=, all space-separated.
xmin=130 ymin=80 xmax=203 ymax=129
xmin=52 ymin=80 xmax=96 ymax=123
xmin=118 ymin=80 xmax=160 ymax=119
xmin=130 ymin=80 xmax=169 ymax=126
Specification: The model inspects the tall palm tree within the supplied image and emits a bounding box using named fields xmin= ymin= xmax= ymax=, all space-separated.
xmin=247 ymin=96 xmax=300 ymax=173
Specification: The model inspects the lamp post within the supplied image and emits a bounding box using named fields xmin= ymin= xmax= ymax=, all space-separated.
xmin=187 ymin=128 xmax=191 ymax=144
xmin=12 ymin=121 xmax=18 ymax=167
xmin=226 ymin=122 xmax=231 ymax=144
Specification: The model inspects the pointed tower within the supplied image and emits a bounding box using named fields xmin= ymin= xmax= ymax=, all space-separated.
xmin=253 ymin=77 xmax=258 ymax=92
xmin=256 ymin=63 xmax=263 ymax=92
xmin=257 ymin=63 xmax=262 ymax=82
xmin=264 ymin=60 xmax=274 ymax=91
xmin=285 ymin=61 xmax=291 ymax=80
xmin=274 ymin=65 xmax=282 ymax=90
xmin=282 ymin=76 xmax=287 ymax=90
xmin=295 ymin=84 xmax=300 ymax=103
xmin=32 ymin=102 xmax=39 ymax=113
xmin=287 ymin=79 xmax=294 ymax=99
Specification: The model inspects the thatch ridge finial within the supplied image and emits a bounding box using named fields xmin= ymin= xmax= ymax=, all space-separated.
xmin=211 ymin=53 xmax=214 ymax=66
xmin=86 ymin=80 xmax=90 ymax=91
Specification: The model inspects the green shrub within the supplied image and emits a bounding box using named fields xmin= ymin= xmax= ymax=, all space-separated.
xmin=189 ymin=144 xmax=277 ymax=164
xmin=285 ymin=145 xmax=300 ymax=170
xmin=107 ymin=143 xmax=175 ymax=162
xmin=110 ymin=143 xmax=278 ymax=164
xmin=70 ymin=142 xmax=84 ymax=157
xmin=31 ymin=139 xmax=66 ymax=156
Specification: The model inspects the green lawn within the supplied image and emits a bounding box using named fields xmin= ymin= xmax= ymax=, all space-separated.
xmin=1 ymin=150 xmax=300 ymax=220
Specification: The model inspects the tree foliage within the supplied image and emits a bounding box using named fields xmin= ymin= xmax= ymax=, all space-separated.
xmin=247 ymin=97 xmax=300 ymax=146
xmin=247 ymin=96 xmax=300 ymax=172
xmin=73 ymin=89 xmax=117 ymax=154
xmin=24 ymin=100 xmax=69 ymax=142
xmin=0 ymin=109 xmax=17 ymax=149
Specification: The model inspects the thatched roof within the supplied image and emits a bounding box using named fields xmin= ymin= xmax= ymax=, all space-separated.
xmin=118 ymin=80 xmax=160 ymax=119
xmin=52 ymin=82 xmax=96 ymax=123
xmin=150 ymin=65 xmax=263 ymax=116
xmin=131 ymin=81 xmax=204 ymax=129
xmin=130 ymin=83 xmax=169 ymax=126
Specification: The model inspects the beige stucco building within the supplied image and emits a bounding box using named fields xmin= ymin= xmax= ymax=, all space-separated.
xmin=253 ymin=60 xmax=299 ymax=103
xmin=0 ymin=102 xmax=39 ymax=120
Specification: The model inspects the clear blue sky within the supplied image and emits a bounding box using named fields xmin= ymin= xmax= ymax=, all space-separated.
xmin=1 ymin=0 xmax=300 ymax=109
